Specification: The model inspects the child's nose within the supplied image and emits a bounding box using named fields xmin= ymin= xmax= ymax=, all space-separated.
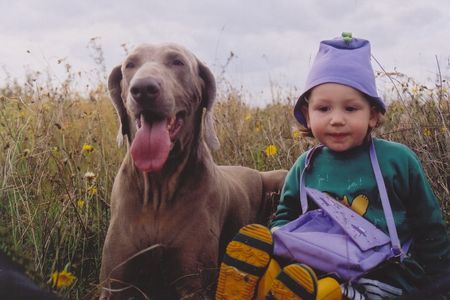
xmin=330 ymin=111 xmax=346 ymax=125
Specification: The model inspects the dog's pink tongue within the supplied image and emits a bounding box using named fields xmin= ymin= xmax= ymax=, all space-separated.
xmin=131 ymin=119 xmax=170 ymax=172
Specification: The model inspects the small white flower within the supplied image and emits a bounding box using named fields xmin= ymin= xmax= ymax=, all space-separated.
xmin=84 ymin=171 xmax=96 ymax=180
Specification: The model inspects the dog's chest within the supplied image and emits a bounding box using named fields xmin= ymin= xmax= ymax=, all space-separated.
xmin=133 ymin=205 xmax=204 ymax=246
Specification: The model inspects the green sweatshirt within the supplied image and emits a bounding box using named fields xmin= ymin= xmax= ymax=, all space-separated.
xmin=270 ymin=138 xmax=450 ymax=292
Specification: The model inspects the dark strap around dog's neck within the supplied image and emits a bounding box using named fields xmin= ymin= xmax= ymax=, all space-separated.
xmin=299 ymin=140 xmax=403 ymax=259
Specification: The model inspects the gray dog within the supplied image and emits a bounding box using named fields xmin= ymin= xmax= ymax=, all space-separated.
xmin=99 ymin=43 xmax=287 ymax=299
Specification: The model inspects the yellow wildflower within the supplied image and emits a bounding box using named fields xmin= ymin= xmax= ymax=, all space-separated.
xmin=40 ymin=103 xmax=50 ymax=112
xmin=292 ymin=129 xmax=301 ymax=139
xmin=50 ymin=268 xmax=76 ymax=289
xmin=88 ymin=186 xmax=97 ymax=196
xmin=23 ymin=149 xmax=31 ymax=157
xmin=82 ymin=144 xmax=94 ymax=152
xmin=244 ymin=114 xmax=252 ymax=121
xmin=265 ymin=144 xmax=278 ymax=157
xmin=423 ymin=128 xmax=432 ymax=137
xmin=411 ymin=86 xmax=419 ymax=96
xmin=77 ymin=199 xmax=85 ymax=209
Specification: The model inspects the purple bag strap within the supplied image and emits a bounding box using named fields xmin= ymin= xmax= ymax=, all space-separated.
xmin=299 ymin=141 xmax=404 ymax=259
xmin=369 ymin=142 xmax=403 ymax=257
xmin=299 ymin=145 xmax=323 ymax=213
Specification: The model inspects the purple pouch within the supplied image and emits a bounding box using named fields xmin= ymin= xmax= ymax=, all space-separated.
xmin=273 ymin=189 xmax=392 ymax=280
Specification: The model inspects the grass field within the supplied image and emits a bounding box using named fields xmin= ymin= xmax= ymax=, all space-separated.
xmin=0 ymin=68 xmax=448 ymax=299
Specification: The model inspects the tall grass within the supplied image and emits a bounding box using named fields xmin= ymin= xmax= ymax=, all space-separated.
xmin=0 ymin=81 xmax=122 ymax=298
xmin=0 ymin=65 xmax=448 ymax=299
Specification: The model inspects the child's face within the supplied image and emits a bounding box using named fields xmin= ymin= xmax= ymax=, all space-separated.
xmin=301 ymin=83 xmax=379 ymax=152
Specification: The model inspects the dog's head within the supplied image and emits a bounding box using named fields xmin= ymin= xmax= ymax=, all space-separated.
xmin=108 ymin=43 xmax=219 ymax=173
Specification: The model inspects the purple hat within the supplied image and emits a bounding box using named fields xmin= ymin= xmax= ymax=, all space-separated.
xmin=294 ymin=33 xmax=385 ymax=127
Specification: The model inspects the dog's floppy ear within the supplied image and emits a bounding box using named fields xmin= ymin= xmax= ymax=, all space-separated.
xmin=108 ymin=65 xmax=130 ymax=146
xmin=198 ymin=60 xmax=220 ymax=150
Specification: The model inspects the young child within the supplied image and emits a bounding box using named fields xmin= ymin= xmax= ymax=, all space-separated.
xmin=215 ymin=34 xmax=450 ymax=300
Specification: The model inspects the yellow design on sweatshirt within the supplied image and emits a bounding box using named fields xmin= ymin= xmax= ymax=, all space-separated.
xmin=339 ymin=194 xmax=369 ymax=216
xmin=350 ymin=194 xmax=369 ymax=216
xmin=341 ymin=195 xmax=350 ymax=207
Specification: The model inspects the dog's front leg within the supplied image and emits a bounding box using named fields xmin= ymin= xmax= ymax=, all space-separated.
xmin=167 ymin=241 xmax=219 ymax=299
xmin=99 ymin=221 xmax=140 ymax=299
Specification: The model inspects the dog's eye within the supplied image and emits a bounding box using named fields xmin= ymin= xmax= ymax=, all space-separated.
xmin=172 ymin=59 xmax=184 ymax=66
xmin=125 ymin=62 xmax=135 ymax=69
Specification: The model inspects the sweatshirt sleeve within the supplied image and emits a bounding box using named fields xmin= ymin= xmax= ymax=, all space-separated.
xmin=269 ymin=154 xmax=305 ymax=229
xmin=405 ymin=149 xmax=450 ymax=277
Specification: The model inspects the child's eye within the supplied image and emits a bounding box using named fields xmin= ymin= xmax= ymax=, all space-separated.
xmin=318 ymin=106 xmax=330 ymax=112
xmin=346 ymin=106 xmax=358 ymax=112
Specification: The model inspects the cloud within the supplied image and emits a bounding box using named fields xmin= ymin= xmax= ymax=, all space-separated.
xmin=1 ymin=0 xmax=449 ymax=105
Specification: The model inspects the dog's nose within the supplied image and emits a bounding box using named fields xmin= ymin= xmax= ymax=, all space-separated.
xmin=130 ymin=78 xmax=160 ymax=102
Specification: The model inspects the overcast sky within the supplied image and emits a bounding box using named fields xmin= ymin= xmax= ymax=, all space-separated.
xmin=1 ymin=0 xmax=449 ymax=105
